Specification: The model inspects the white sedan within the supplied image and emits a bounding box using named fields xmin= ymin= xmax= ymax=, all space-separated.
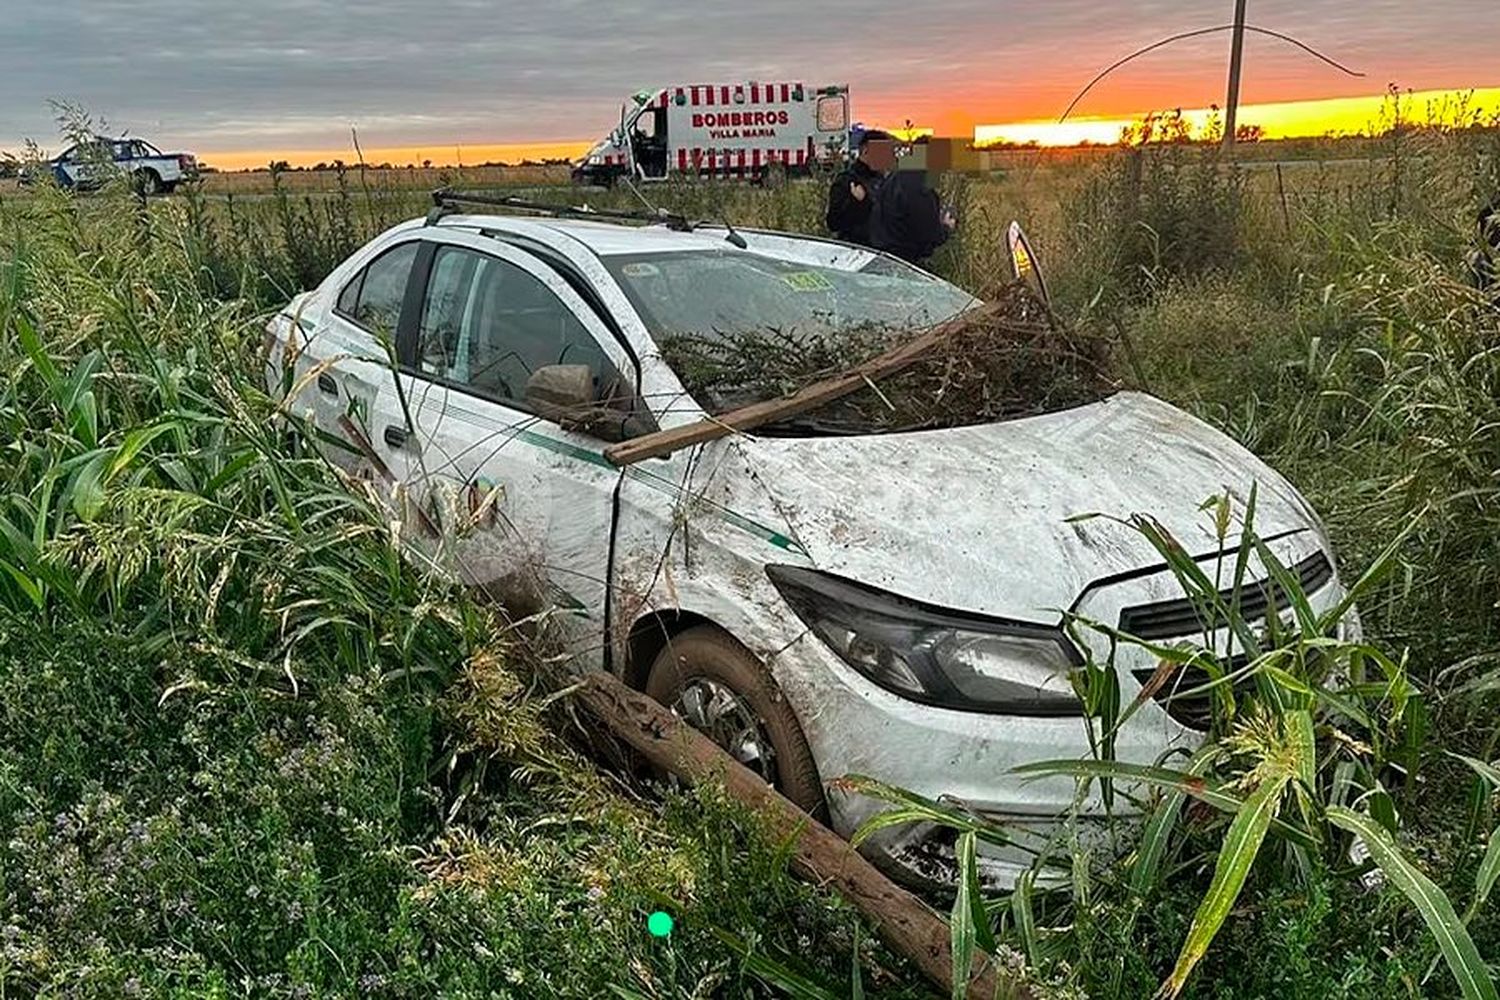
xmin=265 ymin=198 xmax=1349 ymax=886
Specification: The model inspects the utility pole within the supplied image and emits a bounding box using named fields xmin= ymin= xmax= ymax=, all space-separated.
xmin=1222 ymin=0 xmax=1249 ymax=152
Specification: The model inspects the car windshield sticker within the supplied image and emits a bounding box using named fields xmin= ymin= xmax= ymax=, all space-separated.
xmin=781 ymin=271 xmax=834 ymax=292
xmin=621 ymin=262 xmax=660 ymax=278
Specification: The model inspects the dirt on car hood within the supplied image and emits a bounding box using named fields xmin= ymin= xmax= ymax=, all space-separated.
xmin=740 ymin=391 xmax=1317 ymax=621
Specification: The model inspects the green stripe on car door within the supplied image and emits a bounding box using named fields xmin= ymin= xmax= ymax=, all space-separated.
xmin=498 ymin=423 xmax=807 ymax=557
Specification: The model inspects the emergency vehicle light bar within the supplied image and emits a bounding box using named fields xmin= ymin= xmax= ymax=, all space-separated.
xmin=427 ymin=188 xmax=693 ymax=232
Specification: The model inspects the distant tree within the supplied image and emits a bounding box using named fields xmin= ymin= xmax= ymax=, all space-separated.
xmin=1235 ymin=123 xmax=1265 ymax=143
xmin=422 ymin=159 xmax=432 ymax=169
xmin=1121 ymin=109 xmax=1195 ymax=147
xmin=268 ymin=159 xmax=290 ymax=174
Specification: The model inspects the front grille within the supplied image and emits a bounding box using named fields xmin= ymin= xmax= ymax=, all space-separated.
xmin=1120 ymin=549 xmax=1336 ymax=730
xmin=1117 ymin=550 xmax=1333 ymax=642
xmin=1131 ymin=658 xmax=1250 ymax=731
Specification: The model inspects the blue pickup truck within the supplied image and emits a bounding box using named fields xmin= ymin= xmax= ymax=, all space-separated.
xmin=21 ymin=135 xmax=198 ymax=194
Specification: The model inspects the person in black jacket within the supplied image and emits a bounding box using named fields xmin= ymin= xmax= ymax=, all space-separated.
xmin=825 ymin=130 xmax=895 ymax=246
xmin=870 ymin=168 xmax=955 ymax=265
xmin=1467 ymin=195 xmax=1500 ymax=295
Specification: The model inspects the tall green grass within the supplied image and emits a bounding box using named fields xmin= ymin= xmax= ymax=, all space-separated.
xmin=8 ymin=104 xmax=1500 ymax=996
xmin=0 ymin=180 xmax=934 ymax=998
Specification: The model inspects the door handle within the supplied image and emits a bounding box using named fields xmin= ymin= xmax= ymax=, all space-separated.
xmin=316 ymin=373 xmax=338 ymax=396
xmin=383 ymin=424 xmax=410 ymax=449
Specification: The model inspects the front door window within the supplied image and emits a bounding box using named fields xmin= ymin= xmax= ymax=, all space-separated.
xmin=414 ymin=245 xmax=624 ymax=410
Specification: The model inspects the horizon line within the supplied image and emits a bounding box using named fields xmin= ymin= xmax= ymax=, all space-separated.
xmin=151 ymin=84 xmax=1500 ymax=172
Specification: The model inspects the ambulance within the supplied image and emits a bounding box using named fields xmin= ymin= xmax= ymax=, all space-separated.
xmin=572 ymin=82 xmax=851 ymax=186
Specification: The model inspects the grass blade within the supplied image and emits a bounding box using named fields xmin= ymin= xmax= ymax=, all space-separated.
xmin=1158 ymin=773 xmax=1290 ymax=998
xmin=951 ymin=832 xmax=981 ymax=999
xmin=1317 ymin=508 xmax=1426 ymax=634
xmin=1132 ymin=746 xmax=1223 ymax=897
xmin=1452 ymin=754 xmax=1500 ymax=790
xmin=1012 ymin=869 xmax=1039 ymax=967
xmin=709 ymin=924 xmax=844 ymax=1000
xmin=1015 ymin=757 xmax=1318 ymax=849
xmin=851 ymin=922 xmax=864 ymax=1000
xmin=1464 ymin=826 xmax=1500 ymax=925
xmin=1327 ymin=806 xmax=1497 ymax=1000
xmin=840 ymin=775 xmax=1024 ymax=852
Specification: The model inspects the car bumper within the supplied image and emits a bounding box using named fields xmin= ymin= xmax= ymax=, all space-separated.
xmin=772 ymin=627 xmax=1180 ymax=888
xmin=768 ymin=539 xmax=1349 ymax=889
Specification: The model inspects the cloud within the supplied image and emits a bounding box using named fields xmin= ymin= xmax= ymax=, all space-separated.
xmin=1 ymin=0 xmax=1492 ymax=154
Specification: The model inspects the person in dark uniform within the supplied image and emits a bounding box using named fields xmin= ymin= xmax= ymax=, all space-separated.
xmin=869 ymin=167 xmax=956 ymax=265
xmin=1467 ymin=195 xmax=1500 ymax=295
xmin=825 ymin=129 xmax=896 ymax=246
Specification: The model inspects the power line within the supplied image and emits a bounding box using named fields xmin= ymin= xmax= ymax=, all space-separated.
xmin=1059 ymin=23 xmax=1365 ymax=127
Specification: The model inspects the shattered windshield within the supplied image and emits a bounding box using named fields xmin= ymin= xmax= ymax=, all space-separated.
xmin=605 ymin=249 xmax=975 ymax=349
xmin=606 ymin=249 xmax=1114 ymax=435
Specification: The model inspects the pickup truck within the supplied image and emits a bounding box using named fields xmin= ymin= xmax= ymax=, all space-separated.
xmin=22 ymin=136 xmax=197 ymax=195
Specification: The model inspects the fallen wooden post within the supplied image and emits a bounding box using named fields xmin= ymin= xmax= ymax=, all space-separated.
xmin=571 ymin=670 xmax=1032 ymax=1000
xmin=602 ymin=302 xmax=1005 ymax=467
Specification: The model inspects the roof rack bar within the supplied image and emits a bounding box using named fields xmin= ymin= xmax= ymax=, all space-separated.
xmin=428 ymin=188 xmax=692 ymax=231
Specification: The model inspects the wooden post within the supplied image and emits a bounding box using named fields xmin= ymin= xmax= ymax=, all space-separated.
xmin=570 ymin=671 xmax=1033 ymax=999
xmin=1223 ymin=0 xmax=1249 ymax=153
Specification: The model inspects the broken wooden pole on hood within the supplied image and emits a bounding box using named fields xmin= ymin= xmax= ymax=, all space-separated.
xmin=569 ymin=669 xmax=1032 ymax=1000
xmin=602 ymin=301 xmax=1005 ymax=467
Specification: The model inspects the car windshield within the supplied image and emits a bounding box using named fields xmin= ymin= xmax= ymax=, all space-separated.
xmin=605 ymin=247 xmax=1113 ymax=436
xmin=607 ymin=249 xmax=974 ymax=348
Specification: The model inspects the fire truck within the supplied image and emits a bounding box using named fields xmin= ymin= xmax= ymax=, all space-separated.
xmin=573 ymin=82 xmax=851 ymax=186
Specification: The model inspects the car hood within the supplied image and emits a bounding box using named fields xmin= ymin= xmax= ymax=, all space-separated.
xmin=739 ymin=392 xmax=1317 ymax=621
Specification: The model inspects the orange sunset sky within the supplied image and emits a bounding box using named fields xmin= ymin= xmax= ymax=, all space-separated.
xmin=198 ymin=88 xmax=1500 ymax=172
xmin=4 ymin=1 xmax=1496 ymax=170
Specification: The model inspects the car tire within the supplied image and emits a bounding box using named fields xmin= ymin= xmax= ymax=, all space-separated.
xmin=134 ymin=170 xmax=162 ymax=196
xmin=645 ymin=625 xmax=826 ymax=818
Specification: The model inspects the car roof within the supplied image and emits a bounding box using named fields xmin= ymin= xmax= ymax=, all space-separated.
xmin=432 ymin=213 xmax=883 ymax=269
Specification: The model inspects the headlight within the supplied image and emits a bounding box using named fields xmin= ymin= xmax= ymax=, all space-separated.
xmin=586 ymin=154 xmax=604 ymax=166
xmin=767 ymin=565 xmax=1084 ymax=716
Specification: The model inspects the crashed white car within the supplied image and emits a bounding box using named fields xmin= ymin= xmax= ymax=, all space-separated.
xmin=266 ymin=196 xmax=1349 ymax=886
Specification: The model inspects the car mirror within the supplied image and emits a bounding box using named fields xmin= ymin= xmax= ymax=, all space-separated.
xmin=525 ymin=365 xmax=656 ymax=444
xmin=526 ymin=364 xmax=594 ymax=411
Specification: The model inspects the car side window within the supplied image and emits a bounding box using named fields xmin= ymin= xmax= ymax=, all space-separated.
xmin=415 ymin=245 xmax=621 ymax=408
xmin=336 ymin=242 xmax=419 ymax=335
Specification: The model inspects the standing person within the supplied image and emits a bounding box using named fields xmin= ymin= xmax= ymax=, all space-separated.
xmin=1467 ymin=195 xmax=1500 ymax=295
xmin=870 ymin=168 xmax=956 ymax=266
xmin=825 ymin=129 xmax=896 ymax=246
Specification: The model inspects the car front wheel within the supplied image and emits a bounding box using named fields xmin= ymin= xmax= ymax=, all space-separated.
xmin=134 ymin=170 xmax=162 ymax=196
xmin=645 ymin=625 xmax=826 ymax=818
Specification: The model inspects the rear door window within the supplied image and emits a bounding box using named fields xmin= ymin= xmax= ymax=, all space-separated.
xmin=337 ymin=242 xmax=420 ymax=335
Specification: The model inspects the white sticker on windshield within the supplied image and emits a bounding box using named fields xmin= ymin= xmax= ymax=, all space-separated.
xmin=621 ymin=262 xmax=660 ymax=278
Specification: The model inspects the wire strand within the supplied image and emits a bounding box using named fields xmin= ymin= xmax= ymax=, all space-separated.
xmin=1060 ymin=23 xmax=1365 ymax=125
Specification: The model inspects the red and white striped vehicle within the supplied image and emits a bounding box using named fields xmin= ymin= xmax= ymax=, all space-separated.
xmin=573 ymin=82 xmax=851 ymax=186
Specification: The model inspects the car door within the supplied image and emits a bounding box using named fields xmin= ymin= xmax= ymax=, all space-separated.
xmin=55 ymin=144 xmax=100 ymax=188
xmin=285 ymin=237 xmax=423 ymax=487
xmin=384 ymin=232 xmax=643 ymax=667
